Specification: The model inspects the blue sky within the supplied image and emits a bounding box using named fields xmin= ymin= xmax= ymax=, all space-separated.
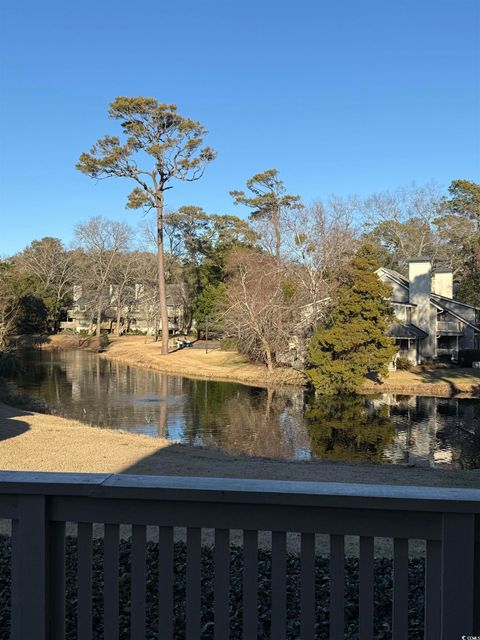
xmin=1 ymin=0 xmax=479 ymax=255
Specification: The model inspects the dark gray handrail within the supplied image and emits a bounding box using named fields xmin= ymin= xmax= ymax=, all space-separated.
xmin=0 ymin=470 xmax=480 ymax=512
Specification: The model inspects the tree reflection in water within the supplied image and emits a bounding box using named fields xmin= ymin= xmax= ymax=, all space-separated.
xmin=305 ymin=395 xmax=396 ymax=463
xmin=183 ymin=381 xmax=310 ymax=459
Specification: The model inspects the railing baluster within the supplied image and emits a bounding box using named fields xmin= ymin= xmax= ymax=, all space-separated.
xmin=441 ymin=513 xmax=475 ymax=639
xmin=393 ymin=538 xmax=409 ymax=640
xmin=158 ymin=526 xmax=174 ymax=640
xmin=359 ymin=536 xmax=374 ymax=640
xmin=131 ymin=524 xmax=147 ymax=640
xmin=243 ymin=529 xmax=258 ymax=639
xmin=301 ymin=532 xmax=315 ymax=640
xmin=186 ymin=527 xmax=202 ymax=640
xmin=330 ymin=534 xmax=344 ymax=639
xmin=425 ymin=539 xmax=441 ymax=640
xmin=49 ymin=521 xmax=66 ymax=640
xmin=214 ymin=528 xmax=230 ymax=640
xmin=77 ymin=521 xmax=93 ymax=640
xmin=271 ymin=530 xmax=287 ymax=640
xmin=103 ymin=523 xmax=120 ymax=640
xmin=11 ymin=495 xmax=47 ymax=640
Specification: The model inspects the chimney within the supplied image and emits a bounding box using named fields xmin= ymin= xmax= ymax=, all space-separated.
xmin=432 ymin=268 xmax=453 ymax=299
xmin=73 ymin=285 xmax=82 ymax=303
xmin=408 ymin=258 xmax=436 ymax=359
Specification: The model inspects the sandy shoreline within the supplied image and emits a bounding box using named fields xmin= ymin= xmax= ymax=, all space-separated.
xmin=39 ymin=334 xmax=307 ymax=388
xmin=1 ymin=402 xmax=479 ymax=488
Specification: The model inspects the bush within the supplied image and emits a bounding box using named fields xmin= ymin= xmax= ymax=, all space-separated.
xmin=395 ymin=357 xmax=413 ymax=371
xmin=98 ymin=333 xmax=110 ymax=351
xmin=458 ymin=349 xmax=480 ymax=367
xmin=220 ymin=337 xmax=238 ymax=351
xmin=0 ymin=351 xmax=23 ymax=377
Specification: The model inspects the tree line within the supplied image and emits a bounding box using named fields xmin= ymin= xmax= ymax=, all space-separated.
xmin=1 ymin=97 xmax=479 ymax=382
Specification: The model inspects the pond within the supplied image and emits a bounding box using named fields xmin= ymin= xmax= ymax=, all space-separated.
xmin=12 ymin=349 xmax=480 ymax=469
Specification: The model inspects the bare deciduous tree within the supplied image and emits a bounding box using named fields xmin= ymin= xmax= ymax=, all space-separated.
xmin=74 ymin=217 xmax=132 ymax=337
xmin=14 ymin=237 xmax=79 ymax=330
xmin=285 ymin=197 xmax=358 ymax=313
xmin=362 ymin=183 xmax=442 ymax=270
xmin=223 ymin=249 xmax=306 ymax=372
xmin=110 ymin=250 xmax=144 ymax=335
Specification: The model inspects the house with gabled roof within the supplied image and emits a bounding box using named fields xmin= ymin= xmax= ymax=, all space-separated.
xmin=376 ymin=258 xmax=480 ymax=364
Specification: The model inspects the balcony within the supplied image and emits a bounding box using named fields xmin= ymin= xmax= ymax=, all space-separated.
xmin=436 ymin=320 xmax=462 ymax=334
xmin=0 ymin=471 xmax=479 ymax=638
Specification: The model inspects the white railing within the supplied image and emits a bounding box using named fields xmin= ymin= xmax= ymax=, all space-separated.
xmin=0 ymin=471 xmax=479 ymax=639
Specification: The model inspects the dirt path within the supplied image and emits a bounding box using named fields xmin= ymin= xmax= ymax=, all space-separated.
xmin=1 ymin=402 xmax=479 ymax=488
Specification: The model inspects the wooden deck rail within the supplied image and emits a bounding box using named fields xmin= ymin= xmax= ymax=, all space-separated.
xmin=0 ymin=471 xmax=479 ymax=639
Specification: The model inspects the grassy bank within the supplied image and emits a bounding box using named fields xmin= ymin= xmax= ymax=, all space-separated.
xmin=364 ymin=367 xmax=480 ymax=398
xmin=1 ymin=402 xmax=479 ymax=487
xmin=38 ymin=334 xmax=480 ymax=397
xmin=40 ymin=334 xmax=306 ymax=387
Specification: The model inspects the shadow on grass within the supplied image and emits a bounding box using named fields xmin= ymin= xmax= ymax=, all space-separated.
xmin=118 ymin=441 xmax=480 ymax=488
xmin=413 ymin=367 xmax=480 ymax=397
xmin=0 ymin=403 xmax=31 ymax=442
xmin=11 ymin=334 xmax=51 ymax=349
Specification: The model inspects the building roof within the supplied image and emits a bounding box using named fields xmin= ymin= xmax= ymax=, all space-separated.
xmin=386 ymin=323 xmax=428 ymax=339
xmin=431 ymin=292 xmax=480 ymax=312
xmin=377 ymin=267 xmax=408 ymax=287
xmin=432 ymin=298 xmax=480 ymax=331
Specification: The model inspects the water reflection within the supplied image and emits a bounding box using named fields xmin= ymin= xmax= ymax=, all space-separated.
xmin=13 ymin=349 xmax=480 ymax=469
xmin=305 ymin=396 xmax=396 ymax=464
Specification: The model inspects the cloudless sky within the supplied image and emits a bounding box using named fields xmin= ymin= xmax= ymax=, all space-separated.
xmin=0 ymin=0 xmax=479 ymax=255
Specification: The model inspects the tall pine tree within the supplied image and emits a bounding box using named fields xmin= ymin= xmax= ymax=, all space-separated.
xmin=307 ymin=244 xmax=397 ymax=394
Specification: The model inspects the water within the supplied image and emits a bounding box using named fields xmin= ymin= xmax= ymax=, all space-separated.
xmin=12 ymin=349 xmax=480 ymax=469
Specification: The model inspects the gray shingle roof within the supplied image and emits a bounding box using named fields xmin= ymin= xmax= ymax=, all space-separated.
xmin=386 ymin=323 xmax=428 ymax=339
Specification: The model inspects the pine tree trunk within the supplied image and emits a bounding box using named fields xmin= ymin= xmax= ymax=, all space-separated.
xmin=157 ymin=196 xmax=170 ymax=356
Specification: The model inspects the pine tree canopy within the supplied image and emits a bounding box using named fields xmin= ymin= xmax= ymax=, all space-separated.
xmin=307 ymin=243 xmax=397 ymax=394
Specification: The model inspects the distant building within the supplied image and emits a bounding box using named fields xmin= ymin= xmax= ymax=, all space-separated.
xmin=60 ymin=283 xmax=185 ymax=335
xmin=377 ymin=258 xmax=480 ymax=364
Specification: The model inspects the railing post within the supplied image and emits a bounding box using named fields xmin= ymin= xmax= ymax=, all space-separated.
xmin=474 ymin=515 xmax=480 ymax=632
xmin=11 ymin=495 xmax=48 ymax=640
xmin=440 ymin=512 xmax=475 ymax=639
